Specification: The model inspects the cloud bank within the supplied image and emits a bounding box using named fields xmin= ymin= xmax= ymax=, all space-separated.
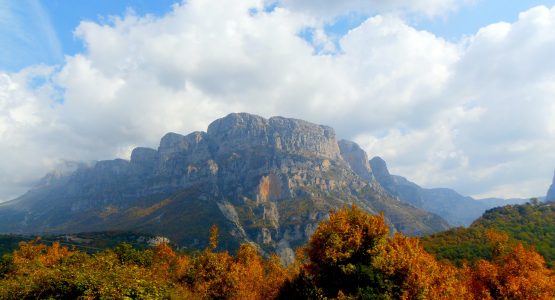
xmin=1 ymin=0 xmax=555 ymax=201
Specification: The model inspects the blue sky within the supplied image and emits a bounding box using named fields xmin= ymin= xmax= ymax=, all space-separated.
xmin=0 ymin=0 xmax=177 ymax=71
xmin=2 ymin=0 xmax=555 ymax=201
xmin=416 ymin=0 xmax=555 ymax=40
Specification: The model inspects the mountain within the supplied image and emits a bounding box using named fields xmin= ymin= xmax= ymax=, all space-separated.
xmin=369 ymin=157 xmax=528 ymax=226
xmin=476 ymin=197 xmax=531 ymax=207
xmin=0 ymin=113 xmax=448 ymax=262
xmin=422 ymin=202 xmax=555 ymax=268
xmin=546 ymin=171 xmax=555 ymax=202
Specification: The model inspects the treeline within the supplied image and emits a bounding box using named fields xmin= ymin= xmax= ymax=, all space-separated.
xmin=1 ymin=206 xmax=554 ymax=299
xmin=0 ymin=231 xmax=157 ymax=256
xmin=0 ymin=235 xmax=23 ymax=257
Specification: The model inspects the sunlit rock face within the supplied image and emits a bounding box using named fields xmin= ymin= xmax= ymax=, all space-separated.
xmin=0 ymin=112 xmax=448 ymax=262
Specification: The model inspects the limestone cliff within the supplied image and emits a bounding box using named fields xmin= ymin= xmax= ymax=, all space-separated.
xmin=546 ymin=170 xmax=555 ymax=202
xmin=0 ymin=113 xmax=449 ymax=262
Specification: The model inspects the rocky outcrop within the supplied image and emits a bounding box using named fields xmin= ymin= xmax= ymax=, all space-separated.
xmin=0 ymin=113 xmax=449 ymax=260
xmin=207 ymin=113 xmax=341 ymax=159
xmin=369 ymin=157 xmax=391 ymax=183
xmin=338 ymin=140 xmax=374 ymax=181
xmin=545 ymin=170 xmax=555 ymax=202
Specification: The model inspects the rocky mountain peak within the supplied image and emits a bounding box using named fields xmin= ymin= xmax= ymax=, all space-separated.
xmin=158 ymin=131 xmax=210 ymax=162
xmin=207 ymin=112 xmax=268 ymax=134
xmin=159 ymin=131 xmax=205 ymax=152
xmin=207 ymin=113 xmax=341 ymax=159
xmin=0 ymin=112 xmax=450 ymax=262
xmin=369 ymin=156 xmax=390 ymax=180
xmin=267 ymin=116 xmax=340 ymax=159
xmin=131 ymin=147 xmax=158 ymax=164
xmin=36 ymin=161 xmax=90 ymax=187
xmin=338 ymin=140 xmax=373 ymax=181
xmin=207 ymin=113 xmax=271 ymax=154
xmin=546 ymin=170 xmax=555 ymax=202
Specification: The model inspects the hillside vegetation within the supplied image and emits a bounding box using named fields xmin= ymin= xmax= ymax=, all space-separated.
xmin=0 ymin=205 xmax=553 ymax=299
xmin=422 ymin=202 xmax=555 ymax=268
xmin=0 ymin=231 xmax=156 ymax=258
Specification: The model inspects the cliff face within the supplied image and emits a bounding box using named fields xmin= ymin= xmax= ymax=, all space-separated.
xmin=0 ymin=113 xmax=448 ymax=262
xmin=546 ymin=171 xmax=555 ymax=202
xmin=338 ymin=140 xmax=374 ymax=182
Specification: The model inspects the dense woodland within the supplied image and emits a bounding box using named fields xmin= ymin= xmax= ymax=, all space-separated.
xmin=422 ymin=202 xmax=555 ymax=268
xmin=0 ymin=205 xmax=554 ymax=299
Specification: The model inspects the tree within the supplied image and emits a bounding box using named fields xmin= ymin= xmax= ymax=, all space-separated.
xmin=373 ymin=234 xmax=469 ymax=299
xmin=303 ymin=205 xmax=469 ymax=299
xmin=306 ymin=205 xmax=389 ymax=297
xmin=466 ymin=232 xmax=555 ymax=299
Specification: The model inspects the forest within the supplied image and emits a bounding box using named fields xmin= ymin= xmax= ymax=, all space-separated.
xmin=0 ymin=205 xmax=554 ymax=299
xmin=422 ymin=202 xmax=555 ymax=268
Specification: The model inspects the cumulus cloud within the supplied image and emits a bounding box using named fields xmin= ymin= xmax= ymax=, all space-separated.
xmin=0 ymin=0 xmax=554 ymax=201
xmin=357 ymin=5 xmax=555 ymax=198
xmin=0 ymin=67 xmax=59 ymax=199
xmin=275 ymin=0 xmax=471 ymax=20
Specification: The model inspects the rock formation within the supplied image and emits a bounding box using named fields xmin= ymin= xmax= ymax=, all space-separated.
xmin=546 ymin=170 xmax=555 ymax=202
xmin=0 ymin=113 xmax=449 ymax=262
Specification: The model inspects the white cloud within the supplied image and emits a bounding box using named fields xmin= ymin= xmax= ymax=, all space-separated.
xmin=1 ymin=0 xmax=555 ymax=201
xmin=275 ymin=0 xmax=470 ymax=20
xmin=0 ymin=67 xmax=59 ymax=200
xmin=357 ymin=5 xmax=555 ymax=198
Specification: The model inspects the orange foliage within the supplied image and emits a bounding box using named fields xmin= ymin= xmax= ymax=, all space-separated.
xmin=209 ymin=224 xmax=218 ymax=251
xmin=374 ymin=234 xmax=470 ymax=300
xmin=1 ymin=210 xmax=553 ymax=299
xmin=307 ymin=204 xmax=388 ymax=269
xmin=179 ymin=227 xmax=293 ymax=299
xmin=12 ymin=240 xmax=72 ymax=268
xmin=467 ymin=243 xmax=555 ymax=299
xmin=486 ymin=229 xmax=510 ymax=258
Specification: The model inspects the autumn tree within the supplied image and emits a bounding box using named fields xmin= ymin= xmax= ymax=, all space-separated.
xmin=299 ymin=205 xmax=469 ymax=299
xmin=466 ymin=231 xmax=555 ymax=299
xmin=1 ymin=208 xmax=553 ymax=299
xmin=179 ymin=225 xmax=292 ymax=299
xmin=373 ymin=234 xmax=470 ymax=299
xmin=305 ymin=205 xmax=390 ymax=297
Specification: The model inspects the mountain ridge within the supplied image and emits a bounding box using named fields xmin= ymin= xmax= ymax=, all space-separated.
xmin=369 ymin=156 xmax=529 ymax=226
xmin=0 ymin=113 xmax=448 ymax=262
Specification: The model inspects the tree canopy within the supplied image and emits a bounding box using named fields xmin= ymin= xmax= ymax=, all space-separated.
xmin=0 ymin=205 xmax=553 ymax=299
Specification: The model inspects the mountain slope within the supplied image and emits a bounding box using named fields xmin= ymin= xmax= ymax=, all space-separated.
xmin=422 ymin=202 xmax=555 ymax=268
xmin=0 ymin=113 xmax=448 ymax=261
xmin=369 ymin=156 xmax=528 ymax=226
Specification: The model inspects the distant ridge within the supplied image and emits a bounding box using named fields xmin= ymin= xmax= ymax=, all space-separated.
xmin=369 ymin=157 xmax=529 ymax=226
